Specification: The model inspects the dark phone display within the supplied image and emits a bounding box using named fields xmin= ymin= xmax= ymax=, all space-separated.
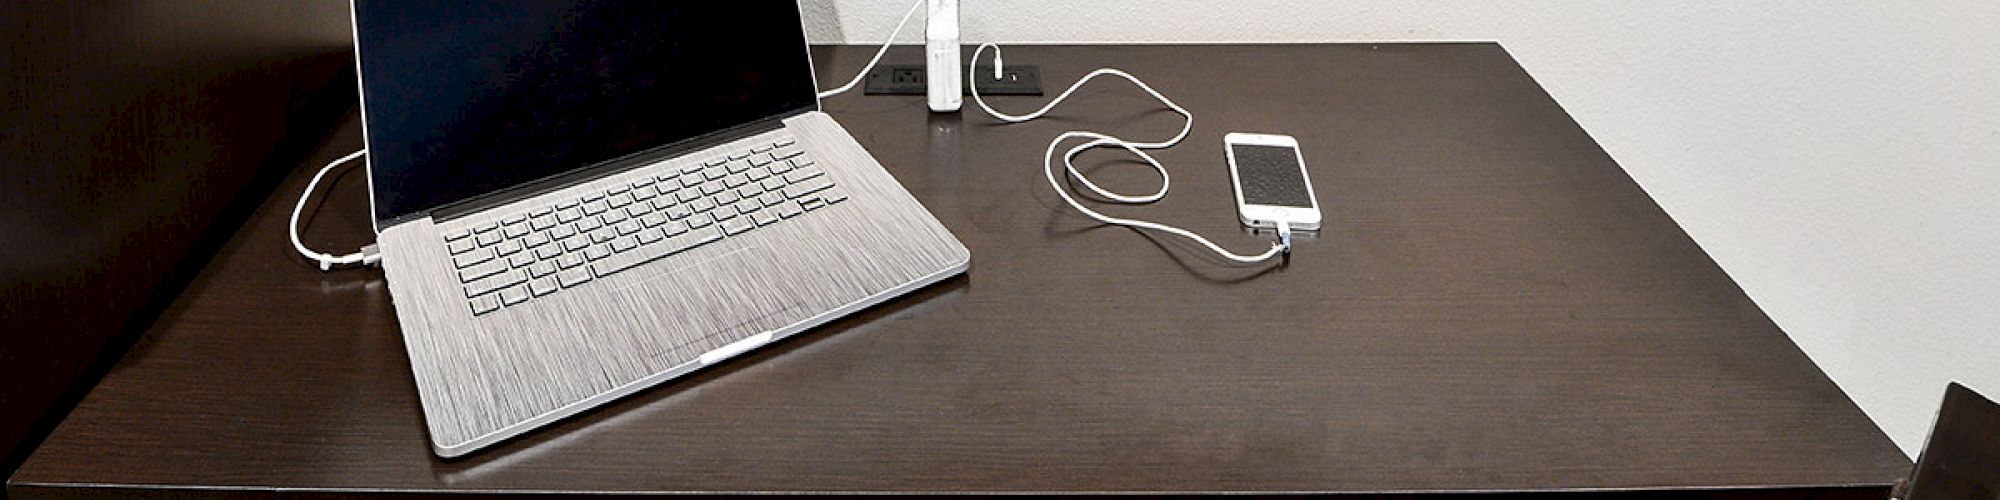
xmin=353 ymin=1 xmax=817 ymax=223
xmin=1233 ymin=144 xmax=1313 ymax=208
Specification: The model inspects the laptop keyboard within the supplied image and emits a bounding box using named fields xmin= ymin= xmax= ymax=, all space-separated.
xmin=441 ymin=135 xmax=850 ymax=316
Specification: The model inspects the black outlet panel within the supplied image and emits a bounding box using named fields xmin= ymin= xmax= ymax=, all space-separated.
xmin=863 ymin=64 xmax=1043 ymax=96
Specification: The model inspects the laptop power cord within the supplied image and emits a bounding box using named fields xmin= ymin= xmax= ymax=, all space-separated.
xmin=816 ymin=0 xmax=926 ymax=99
xmin=289 ymin=149 xmax=381 ymax=271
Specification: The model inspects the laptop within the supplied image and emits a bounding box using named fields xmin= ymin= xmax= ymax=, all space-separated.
xmin=349 ymin=0 xmax=969 ymax=457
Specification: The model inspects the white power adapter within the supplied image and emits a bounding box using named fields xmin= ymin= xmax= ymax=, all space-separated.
xmin=926 ymin=0 xmax=961 ymax=112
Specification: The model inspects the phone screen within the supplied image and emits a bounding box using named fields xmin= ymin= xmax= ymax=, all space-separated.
xmin=1232 ymin=144 xmax=1313 ymax=208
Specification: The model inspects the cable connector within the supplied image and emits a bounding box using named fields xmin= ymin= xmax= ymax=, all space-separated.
xmin=1277 ymin=220 xmax=1293 ymax=255
xmin=290 ymin=150 xmax=380 ymax=272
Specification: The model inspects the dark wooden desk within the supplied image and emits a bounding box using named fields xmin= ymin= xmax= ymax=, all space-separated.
xmin=10 ymin=44 xmax=1908 ymax=497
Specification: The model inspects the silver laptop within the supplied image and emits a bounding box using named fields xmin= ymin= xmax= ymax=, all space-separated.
xmin=350 ymin=1 xmax=968 ymax=457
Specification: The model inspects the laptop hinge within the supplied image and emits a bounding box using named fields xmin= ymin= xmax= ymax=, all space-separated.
xmin=425 ymin=107 xmax=810 ymax=224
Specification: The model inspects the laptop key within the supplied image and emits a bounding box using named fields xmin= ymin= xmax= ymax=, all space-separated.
xmin=528 ymin=261 xmax=557 ymax=278
xmin=823 ymin=188 xmax=849 ymax=204
xmin=452 ymin=247 xmax=495 ymax=268
xmin=686 ymin=214 xmax=714 ymax=229
xmin=636 ymin=228 xmax=664 ymax=245
xmin=752 ymin=210 xmax=779 ymax=227
xmin=522 ymin=232 xmax=551 ymax=249
xmin=495 ymin=240 xmax=524 ymax=257
xmin=777 ymin=202 xmax=804 ymax=219
xmin=800 ymin=198 xmax=825 ymax=211
xmin=759 ymin=191 xmax=785 ymax=207
xmin=720 ymin=217 xmax=754 ymax=235
xmin=459 ymin=258 xmax=507 ymax=282
xmin=446 ymin=237 xmax=477 ymax=255
xmin=469 ymin=295 xmax=501 ymax=315
xmin=710 ymin=205 xmax=738 ymax=220
xmin=774 ymin=137 xmax=796 ymax=148
xmin=555 ymin=207 xmax=582 ymax=223
xmin=689 ymin=198 xmax=717 ymax=213
xmin=639 ymin=213 xmax=669 ymax=228
xmin=475 ymin=231 xmax=503 ymax=247
xmin=557 ymin=267 xmax=592 ymax=288
xmin=582 ymin=199 xmax=608 ymax=215
xmin=506 ymin=253 xmax=533 ymax=268
xmin=464 ymin=270 xmax=525 ymax=298
xmin=529 ymin=277 xmax=559 ymax=297
xmin=444 ymin=229 xmax=471 ymax=241
xmin=746 ymin=166 xmax=771 ymax=181
xmin=584 ymin=246 xmax=611 ymax=261
xmin=714 ymin=190 xmax=740 ymax=205
xmin=783 ymin=167 xmax=824 ymax=184
xmin=557 ymin=253 xmax=585 ymax=269
xmin=666 ymin=204 xmax=694 ymax=220
xmin=550 ymin=224 xmax=577 ymax=239
xmin=498 ymin=285 xmax=530 ymax=306
xmin=783 ymin=177 xmax=835 ymax=199
xmin=734 ymin=200 xmax=762 ymax=215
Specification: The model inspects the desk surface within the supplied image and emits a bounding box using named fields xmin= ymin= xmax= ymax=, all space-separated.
xmin=11 ymin=44 xmax=1908 ymax=496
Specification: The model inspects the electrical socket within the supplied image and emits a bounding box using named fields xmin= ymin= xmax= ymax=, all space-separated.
xmin=865 ymin=64 xmax=1043 ymax=96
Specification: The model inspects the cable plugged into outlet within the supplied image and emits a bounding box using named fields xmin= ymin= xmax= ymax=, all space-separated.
xmin=867 ymin=64 xmax=1042 ymax=95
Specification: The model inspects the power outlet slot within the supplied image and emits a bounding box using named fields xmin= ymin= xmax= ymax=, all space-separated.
xmin=864 ymin=64 xmax=1042 ymax=96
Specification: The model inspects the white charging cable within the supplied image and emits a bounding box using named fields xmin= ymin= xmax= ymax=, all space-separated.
xmin=816 ymin=0 xmax=926 ymax=99
xmin=969 ymin=43 xmax=1287 ymax=263
xmin=289 ymin=149 xmax=381 ymax=271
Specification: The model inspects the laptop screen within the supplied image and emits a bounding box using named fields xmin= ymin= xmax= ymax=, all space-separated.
xmin=352 ymin=0 xmax=818 ymax=225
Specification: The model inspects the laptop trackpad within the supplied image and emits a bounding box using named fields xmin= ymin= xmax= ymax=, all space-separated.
xmin=609 ymin=246 xmax=804 ymax=361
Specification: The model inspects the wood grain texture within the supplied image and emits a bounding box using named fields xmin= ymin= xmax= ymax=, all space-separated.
xmin=8 ymin=44 xmax=1909 ymax=497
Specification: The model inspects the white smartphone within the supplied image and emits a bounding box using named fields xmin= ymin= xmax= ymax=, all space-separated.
xmin=1225 ymin=133 xmax=1321 ymax=231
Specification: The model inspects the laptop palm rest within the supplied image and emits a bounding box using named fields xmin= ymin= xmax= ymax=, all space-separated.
xmin=608 ymin=246 xmax=804 ymax=361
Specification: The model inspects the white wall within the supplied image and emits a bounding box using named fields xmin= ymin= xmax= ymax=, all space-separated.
xmin=806 ymin=0 xmax=2000 ymax=459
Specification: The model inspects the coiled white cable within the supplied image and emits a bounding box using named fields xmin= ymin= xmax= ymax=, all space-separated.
xmin=289 ymin=149 xmax=380 ymax=271
xmin=968 ymin=43 xmax=1286 ymax=263
xmin=816 ymin=0 xmax=926 ymax=99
